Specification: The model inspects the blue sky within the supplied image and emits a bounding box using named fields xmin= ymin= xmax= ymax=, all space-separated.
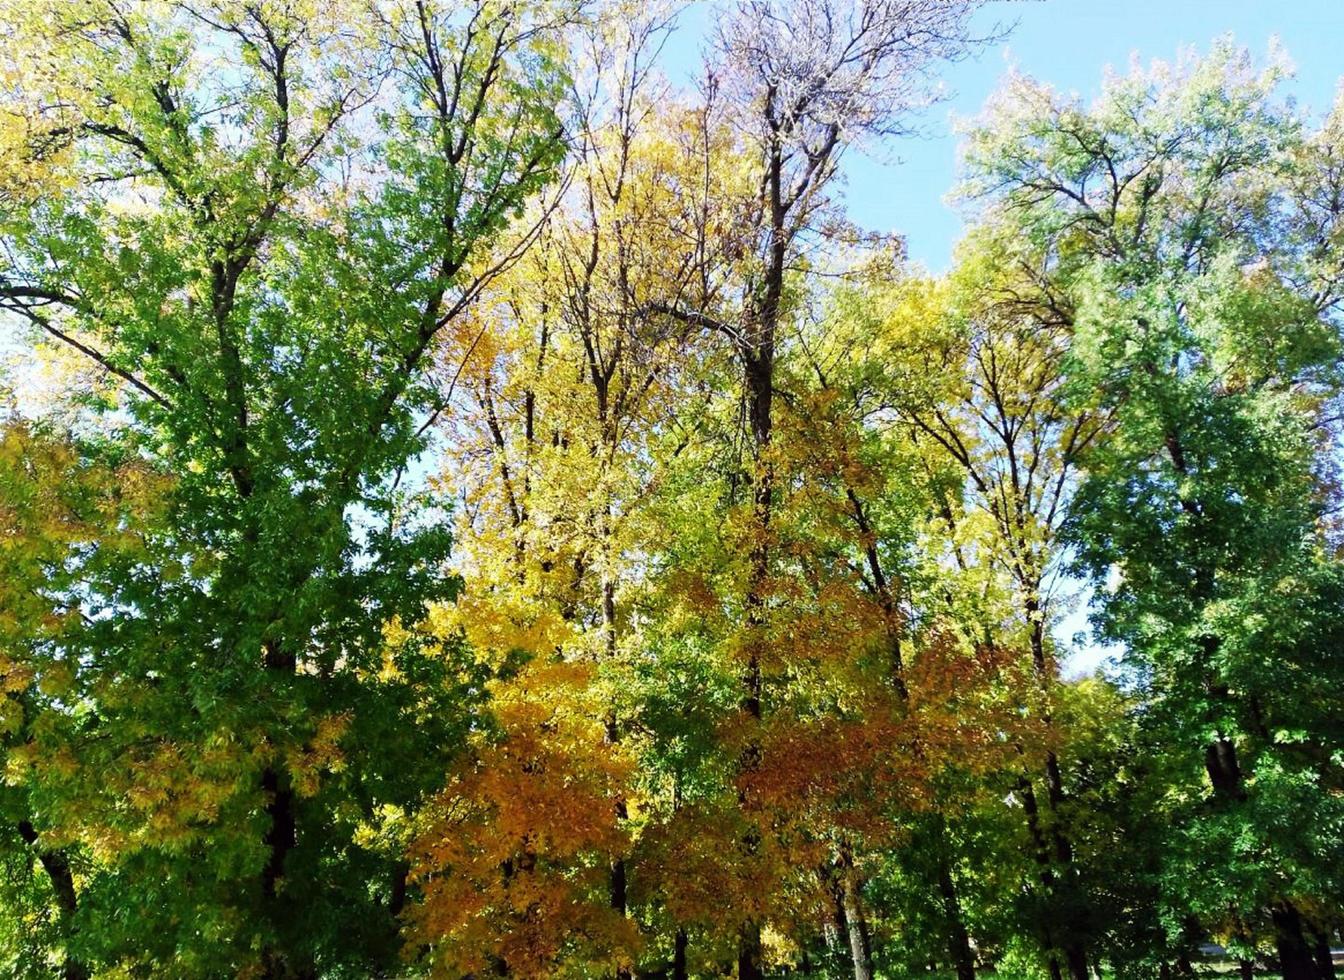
xmin=661 ymin=0 xmax=1344 ymax=272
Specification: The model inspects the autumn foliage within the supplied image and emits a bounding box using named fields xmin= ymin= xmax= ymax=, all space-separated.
xmin=2 ymin=3 xmax=1343 ymax=980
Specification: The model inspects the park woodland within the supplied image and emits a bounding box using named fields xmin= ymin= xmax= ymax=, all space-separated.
xmin=0 ymin=2 xmax=1342 ymax=979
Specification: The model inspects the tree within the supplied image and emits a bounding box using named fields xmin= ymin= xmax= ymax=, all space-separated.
xmin=405 ymin=8 xmax=714 ymax=972
xmin=0 ymin=414 xmax=173 ymax=979
xmin=962 ymin=40 xmax=1344 ymax=980
xmin=0 ymin=1 xmax=576 ymax=974
xmin=650 ymin=3 xmax=990 ymax=973
xmin=899 ymin=225 xmax=1105 ymax=980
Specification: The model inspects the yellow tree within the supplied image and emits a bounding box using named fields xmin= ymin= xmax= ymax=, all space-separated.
xmin=404 ymin=8 xmax=745 ymax=974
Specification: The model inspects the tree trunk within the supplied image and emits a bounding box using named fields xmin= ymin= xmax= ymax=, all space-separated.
xmin=611 ymin=836 xmax=631 ymax=980
xmin=260 ymin=763 xmax=305 ymax=979
xmin=611 ymin=858 xmax=630 ymax=980
xmin=1204 ymin=727 xmax=1245 ymax=800
xmin=935 ymin=856 xmax=976 ymax=980
xmin=1311 ymin=922 xmax=1337 ymax=979
xmin=1025 ymin=611 xmax=1089 ymax=980
xmin=842 ymin=872 xmax=874 ymax=980
xmin=260 ymin=765 xmax=297 ymax=901
xmin=831 ymin=869 xmax=850 ymax=948
xmin=673 ymin=928 xmax=689 ymax=980
xmin=1239 ymin=959 xmax=1254 ymax=980
xmin=389 ymin=861 xmax=409 ymax=917
xmin=1064 ymin=943 xmax=1090 ymax=980
xmin=732 ymin=115 xmax=787 ymax=980
xmin=739 ymin=921 xmax=764 ymax=980
xmin=1273 ymin=901 xmax=1318 ymax=980
xmin=604 ymin=573 xmax=633 ymax=980
xmin=260 ymin=641 xmax=311 ymax=980
xmin=736 ymin=351 xmax=770 ymax=980
xmin=18 ymin=820 xmax=87 ymax=980
xmin=1017 ymin=776 xmax=1064 ymax=980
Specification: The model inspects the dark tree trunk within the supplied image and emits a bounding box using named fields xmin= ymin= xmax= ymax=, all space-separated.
xmin=389 ymin=861 xmax=409 ymax=917
xmin=831 ymin=870 xmax=850 ymax=946
xmin=935 ymin=857 xmax=976 ymax=980
xmin=602 ymin=547 xmax=633 ymax=980
xmin=1311 ymin=922 xmax=1337 ymax=979
xmin=612 ymin=844 xmax=631 ymax=980
xmin=18 ymin=820 xmax=87 ymax=980
xmin=260 ymin=765 xmax=297 ymax=901
xmin=737 ymin=355 xmax=770 ymax=980
xmin=1204 ymin=729 xmax=1246 ymax=800
xmin=1064 ymin=943 xmax=1090 ymax=980
xmin=739 ymin=921 xmax=764 ymax=980
xmin=1017 ymin=776 xmax=1064 ymax=980
xmin=606 ymin=672 xmax=631 ymax=980
xmin=260 ymin=763 xmax=307 ymax=979
xmin=609 ymin=847 xmax=628 ymax=915
xmin=260 ymin=641 xmax=311 ymax=980
xmin=673 ymin=928 xmax=689 ymax=980
xmin=1025 ymin=612 xmax=1089 ymax=980
xmin=1273 ymin=902 xmax=1319 ymax=980
xmin=1239 ymin=959 xmax=1254 ymax=980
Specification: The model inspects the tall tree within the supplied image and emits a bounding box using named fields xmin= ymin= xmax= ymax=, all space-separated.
xmin=962 ymin=41 xmax=1344 ymax=979
xmin=652 ymin=3 xmax=989 ymax=973
xmin=0 ymin=1 xmax=576 ymax=974
xmin=405 ymin=9 xmax=724 ymax=972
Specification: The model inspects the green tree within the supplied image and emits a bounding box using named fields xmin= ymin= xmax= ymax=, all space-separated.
xmin=0 ymin=1 xmax=574 ymax=974
xmin=963 ymin=39 xmax=1344 ymax=979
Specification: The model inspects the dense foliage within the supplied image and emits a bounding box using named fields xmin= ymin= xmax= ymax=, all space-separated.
xmin=1 ymin=3 xmax=1340 ymax=979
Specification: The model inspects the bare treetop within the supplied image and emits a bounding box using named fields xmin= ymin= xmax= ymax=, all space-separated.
xmin=715 ymin=0 xmax=990 ymax=147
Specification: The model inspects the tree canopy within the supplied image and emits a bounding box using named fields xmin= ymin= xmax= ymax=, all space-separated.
xmin=1 ymin=4 xmax=1341 ymax=980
